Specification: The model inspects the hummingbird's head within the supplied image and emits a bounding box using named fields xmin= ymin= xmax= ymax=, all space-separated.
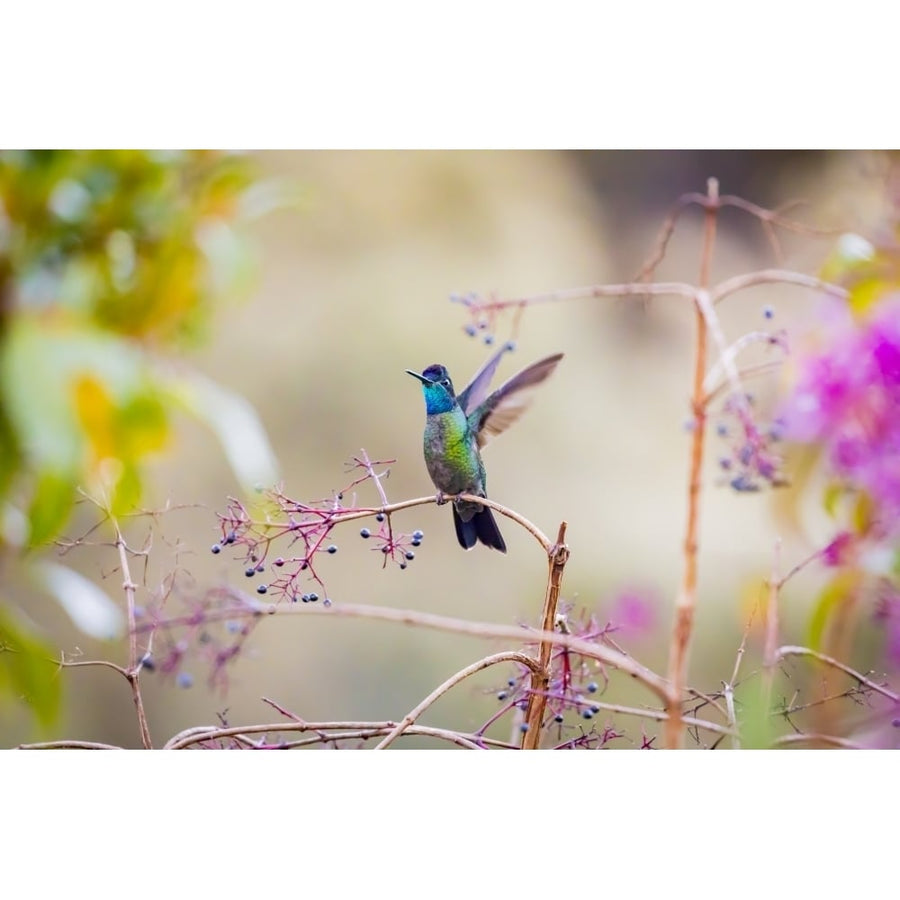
xmin=406 ymin=364 xmax=457 ymax=414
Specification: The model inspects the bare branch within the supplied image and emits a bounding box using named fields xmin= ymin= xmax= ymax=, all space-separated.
xmin=267 ymin=599 xmax=672 ymax=703
xmin=374 ymin=651 xmax=542 ymax=750
xmin=772 ymin=733 xmax=865 ymax=750
xmin=521 ymin=521 xmax=569 ymax=748
xmin=17 ymin=741 xmax=123 ymax=750
xmin=665 ymin=177 xmax=719 ymax=749
xmin=710 ymin=269 xmax=848 ymax=306
xmin=164 ymin=720 xmax=514 ymax=750
xmin=776 ymin=646 xmax=899 ymax=702
xmin=115 ymin=525 xmax=153 ymax=749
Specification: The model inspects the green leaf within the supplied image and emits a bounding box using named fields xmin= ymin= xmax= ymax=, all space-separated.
xmin=0 ymin=603 xmax=62 ymax=730
xmin=0 ymin=405 xmax=20 ymax=506
xmin=27 ymin=469 xmax=76 ymax=547
xmin=110 ymin=461 xmax=142 ymax=518
xmin=117 ymin=391 xmax=169 ymax=458
xmin=0 ymin=319 xmax=86 ymax=474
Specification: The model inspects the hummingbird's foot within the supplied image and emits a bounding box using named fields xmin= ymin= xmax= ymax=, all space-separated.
xmin=435 ymin=490 xmax=448 ymax=506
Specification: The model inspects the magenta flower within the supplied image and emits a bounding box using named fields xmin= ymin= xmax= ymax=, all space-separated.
xmin=610 ymin=588 xmax=658 ymax=636
xmin=782 ymin=296 xmax=900 ymax=533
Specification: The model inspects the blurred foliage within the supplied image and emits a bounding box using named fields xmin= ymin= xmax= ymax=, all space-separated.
xmin=0 ymin=150 xmax=284 ymax=729
xmin=780 ymin=206 xmax=900 ymax=668
xmin=0 ymin=604 xmax=61 ymax=730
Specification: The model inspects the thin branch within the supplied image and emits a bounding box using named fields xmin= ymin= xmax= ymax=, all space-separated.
xmin=467 ymin=281 xmax=698 ymax=316
xmin=776 ymin=646 xmax=900 ymax=702
xmin=115 ymin=525 xmax=153 ymax=749
xmin=694 ymin=288 xmax=751 ymax=415
xmin=723 ymin=683 xmax=739 ymax=750
xmin=260 ymin=696 xmax=336 ymax=744
xmin=761 ymin=539 xmax=782 ymax=712
xmin=163 ymin=720 xmax=511 ymax=750
xmin=254 ymin=599 xmax=672 ymax=703
xmin=718 ymin=195 xmax=839 ymax=238
xmin=705 ymin=361 xmax=783 ymax=404
xmin=710 ymin=269 xmax=848 ymax=306
xmin=353 ymin=449 xmax=396 ymax=567
xmin=685 ymin=687 xmax=730 ymax=722
xmin=722 ymin=601 xmax=759 ymax=750
xmin=665 ymin=177 xmax=719 ymax=749
xmin=552 ymin=698 xmax=736 ymax=738
xmin=772 ymin=733 xmax=865 ymax=750
xmin=778 ymin=546 xmax=829 ymax=589
xmin=635 ymin=191 xmax=835 ymax=283
xmin=772 ymin=685 xmax=870 ymax=718
xmin=17 ymin=741 xmax=123 ymax=750
xmin=374 ymin=651 xmax=542 ymax=750
xmin=260 ymin=492 xmax=555 ymax=554
xmin=521 ymin=521 xmax=569 ymax=749
xmin=635 ymin=192 xmax=709 ymax=281
xmin=702 ymin=331 xmax=785 ymax=398
xmin=47 ymin=656 xmax=128 ymax=677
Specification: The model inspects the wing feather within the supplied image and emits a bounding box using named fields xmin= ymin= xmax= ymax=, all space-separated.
xmin=457 ymin=343 xmax=515 ymax=415
xmin=472 ymin=353 xmax=563 ymax=448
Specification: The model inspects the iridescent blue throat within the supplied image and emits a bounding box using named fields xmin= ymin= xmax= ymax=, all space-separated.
xmin=422 ymin=383 xmax=457 ymax=415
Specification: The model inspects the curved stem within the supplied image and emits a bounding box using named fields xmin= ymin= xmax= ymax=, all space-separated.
xmin=772 ymin=733 xmax=864 ymax=750
xmin=306 ymin=492 xmax=553 ymax=553
xmin=776 ymin=645 xmax=900 ymax=702
xmin=374 ymin=651 xmax=542 ymax=750
xmin=164 ymin=720 xmax=514 ymax=750
xmin=710 ymin=269 xmax=847 ymax=305
xmin=17 ymin=741 xmax=123 ymax=750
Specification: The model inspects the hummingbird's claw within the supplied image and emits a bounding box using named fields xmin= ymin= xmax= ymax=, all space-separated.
xmin=435 ymin=491 xmax=447 ymax=506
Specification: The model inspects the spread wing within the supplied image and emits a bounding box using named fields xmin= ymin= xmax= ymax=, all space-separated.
xmin=469 ymin=353 xmax=563 ymax=448
xmin=457 ymin=343 xmax=516 ymax=416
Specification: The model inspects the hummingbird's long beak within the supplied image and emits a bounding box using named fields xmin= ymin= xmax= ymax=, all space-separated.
xmin=405 ymin=369 xmax=433 ymax=385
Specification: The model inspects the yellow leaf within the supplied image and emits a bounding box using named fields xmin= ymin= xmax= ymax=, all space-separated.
xmin=807 ymin=570 xmax=860 ymax=651
xmin=847 ymin=276 xmax=892 ymax=316
xmin=822 ymin=483 xmax=844 ymax=519
xmin=739 ymin=576 xmax=769 ymax=631
xmin=852 ymin=492 xmax=874 ymax=534
xmin=72 ymin=374 xmax=117 ymax=461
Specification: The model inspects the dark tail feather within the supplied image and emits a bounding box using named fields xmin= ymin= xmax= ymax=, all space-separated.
xmin=474 ymin=507 xmax=507 ymax=553
xmin=453 ymin=505 xmax=478 ymax=550
xmin=453 ymin=504 xmax=507 ymax=553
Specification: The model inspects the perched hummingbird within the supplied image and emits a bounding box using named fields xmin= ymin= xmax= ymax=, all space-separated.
xmin=406 ymin=344 xmax=563 ymax=552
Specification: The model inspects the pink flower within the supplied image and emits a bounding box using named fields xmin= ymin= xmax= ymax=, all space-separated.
xmin=610 ymin=588 xmax=658 ymax=635
xmin=782 ymin=296 xmax=900 ymax=533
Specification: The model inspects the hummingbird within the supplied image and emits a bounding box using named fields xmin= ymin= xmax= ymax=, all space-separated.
xmin=406 ymin=344 xmax=563 ymax=552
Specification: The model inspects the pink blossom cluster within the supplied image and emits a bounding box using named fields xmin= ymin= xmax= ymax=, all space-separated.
xmin=782 ymin=297 xmax=900 ymax=534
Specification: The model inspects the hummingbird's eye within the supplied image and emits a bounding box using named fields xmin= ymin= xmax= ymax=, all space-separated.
xmin=441 ymin=379 xmax=450 ymax=388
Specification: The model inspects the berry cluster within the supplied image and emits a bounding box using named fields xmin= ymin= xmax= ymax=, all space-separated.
xmin=713 ymin=395 xmax=788 ymax=493
xmin=476 ymin=604 xmax=639 ymax=748
xmin=450 ymin=290 xmax=521 ymax=347
xmin=211 ymin=452 xmax=425 ymax=606
xmin=133 ymin=582 xmax=264 ymax=692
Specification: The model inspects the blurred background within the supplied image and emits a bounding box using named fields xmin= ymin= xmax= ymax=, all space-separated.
xmin=1 ymin=149 xmax=894 ymax=748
